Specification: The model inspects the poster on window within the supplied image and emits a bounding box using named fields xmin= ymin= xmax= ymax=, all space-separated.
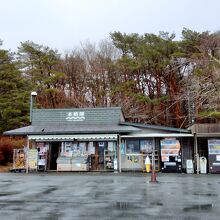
xmin=79 ymin=142 xmax=86 ymax=154
xmin=88 ymin=142 xmax=95 ymax=154
xmin=108 ymin=142 xmax=114 ymax=151
xmin=140 ymin=140 xmax=153 ymax=154
xmin=121 ymin=143 xmax=125 ymax=155
xmin=160 ymin=138 xmax=180 ymax=162
xmin=64 ymin=142 xmax=73 ymax=156
xmin=208 ymin=139 xmax=220 ymax=155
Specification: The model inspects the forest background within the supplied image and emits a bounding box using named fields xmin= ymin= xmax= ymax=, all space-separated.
xmin=0 ymin=28 xmax=220 ymax=165
xmin=1 ymin=28 xmax=220 ymax=135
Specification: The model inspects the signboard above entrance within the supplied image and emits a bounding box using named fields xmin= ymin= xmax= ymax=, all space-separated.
xmin=66 ymin=111 xmax=85 ymax=122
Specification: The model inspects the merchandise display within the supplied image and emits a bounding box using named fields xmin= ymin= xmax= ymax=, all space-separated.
xmin=104 ymin=150 xmax=115 ymax=170
xmin=57 ymin=156 xmax=72 ymax=171
xmin=13 ymin=149 xmax=26 ymax=169
xmin=71 ymin=156 xmax=89 ymax=171
xmin=56 ymin=155 xmax=89 ymax=171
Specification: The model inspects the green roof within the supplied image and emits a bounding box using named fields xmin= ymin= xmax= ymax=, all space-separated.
xmin=4 ymin=124 xmax=139 ymax=136
xmin=32 ymin=107 xmax=124 ymax=126
xmin=120 ymin=122 xmax=190 ymax=133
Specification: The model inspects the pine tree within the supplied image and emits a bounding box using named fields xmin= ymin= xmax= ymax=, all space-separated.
xmin=0 ymin=42 xmax=30 ymax=133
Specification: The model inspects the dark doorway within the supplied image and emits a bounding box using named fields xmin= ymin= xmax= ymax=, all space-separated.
xmin=49 ymin=142 xmax=60 ymax=170
xmin=91 ymin=142 xmax=107 ymax=170
xmin=197 ymin=137 xmax=209 ymax=172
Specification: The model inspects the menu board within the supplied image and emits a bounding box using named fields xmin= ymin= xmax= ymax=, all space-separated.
xmin=208 ymin=139 xmax=220 ymax=155
xmin=28 ymin=149 xmax=38 ymax=170
xmin=160 ymin=138 xmax=180 ymax=162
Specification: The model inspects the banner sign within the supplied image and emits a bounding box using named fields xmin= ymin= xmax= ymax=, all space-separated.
xmin=28 ymin=149 xmax=38 ymax=170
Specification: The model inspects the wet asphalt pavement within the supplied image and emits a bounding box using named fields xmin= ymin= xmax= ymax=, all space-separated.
xmin=0 ymin=172 xmax=220 ymax=220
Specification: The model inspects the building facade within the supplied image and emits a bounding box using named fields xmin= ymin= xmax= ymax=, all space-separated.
xmin=5 ymin=107 xmax=197 ymax=173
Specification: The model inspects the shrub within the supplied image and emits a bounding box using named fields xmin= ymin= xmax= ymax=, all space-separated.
xmin=0 ymin=136 xmax=25 ymax=165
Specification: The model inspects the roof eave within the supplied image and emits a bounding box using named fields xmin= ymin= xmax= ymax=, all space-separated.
xmin=120 ymin=122 xmax=190 ymax=133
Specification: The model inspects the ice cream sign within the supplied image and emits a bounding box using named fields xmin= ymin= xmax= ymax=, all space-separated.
xmin=66 ymin=111 xmax=85 ymax=121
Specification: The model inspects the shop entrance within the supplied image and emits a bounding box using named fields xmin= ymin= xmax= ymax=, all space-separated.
xmin=91 ymin=142 xmax=107 ymax=170
xmin=197 ymin=138 xmax=208 ymax=159
xmin=197 ymin=138 xmax=209 ymax=172
xmin=49 ymin=142 xmax=60 ymax=170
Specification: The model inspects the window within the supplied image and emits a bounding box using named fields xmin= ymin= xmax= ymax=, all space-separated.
xmin=140 ymin=139 xmax=153 ymax=154
xmin=126 ymin=140 xmax=140 ymax=153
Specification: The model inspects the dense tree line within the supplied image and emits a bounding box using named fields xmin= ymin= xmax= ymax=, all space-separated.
xmin=0 ymin=28 xmax=220 ymax=133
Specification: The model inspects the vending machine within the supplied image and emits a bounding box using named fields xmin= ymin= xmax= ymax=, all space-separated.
xmin=208 ymin=139 xmax=220 ymax=173
xmin=160 ymin=138 xmax=182 ymax=173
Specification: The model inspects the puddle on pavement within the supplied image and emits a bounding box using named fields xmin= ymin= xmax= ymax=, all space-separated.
xmin=193 ymin=193 xmax=218 ymax=197
xmin=0 ymin=200 xmax=26 ymax=206
xmin=94 ymin=191 xmax=111 ymax=198
xmin=115 ymin=201 xmax=135 ymax=210
xmin=150 ymin=202 xmax=163 ymax=206
xmin=34 ymin=186 xmax=58 ymax=199
xmin=1 ymin=180 xmax=13 ymax=183
xmin=183 ymin=204 xmax=213 ymax=212
xmin=42 ymin=186 xmax=57 ymax=194
xmin=0 ymin=192 xmax=19 ymax=197
xmin=44 ymin=211 xmax=63 ymax=220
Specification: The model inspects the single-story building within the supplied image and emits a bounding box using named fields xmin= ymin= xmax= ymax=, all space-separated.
xmin=4 ymin=107 xmax=200 ymax=173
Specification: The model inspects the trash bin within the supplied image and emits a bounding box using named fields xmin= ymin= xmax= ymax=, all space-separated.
xmin=186 ymin=159 xmax=194 ymax=173
xmin=200 ymin=157 xmax=207 ymax=174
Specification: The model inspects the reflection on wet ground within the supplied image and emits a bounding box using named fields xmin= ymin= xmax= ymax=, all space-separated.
xmin=193 ymin=193 xmax=218 ymax=197
xmin=183 ymin=204 xmax=213 ymax=212
xmin=0 ymin=173 xmax=220 ymax=219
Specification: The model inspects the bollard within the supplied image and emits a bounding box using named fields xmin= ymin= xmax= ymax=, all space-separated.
xmin=150 ymin=169 xmax=158 ymax=183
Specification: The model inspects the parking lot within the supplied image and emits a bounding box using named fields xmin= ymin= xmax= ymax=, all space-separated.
xmin=0 ymin=172 xmax=220 ymax=219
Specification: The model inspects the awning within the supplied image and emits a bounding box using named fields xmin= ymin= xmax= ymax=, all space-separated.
xmin=28 ymin=134 xmax=118 ymax=141
xmin=121 ymin=133 xmax=193 ymax=138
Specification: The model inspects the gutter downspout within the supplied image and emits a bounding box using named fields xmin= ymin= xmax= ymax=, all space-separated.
xmin=26 ymin=136 xmax=29 ymax=173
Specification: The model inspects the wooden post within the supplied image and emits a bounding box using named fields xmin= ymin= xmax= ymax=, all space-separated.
xmin=194 ymin=133 xmax=200 ymax=174
xmin=118 ymin=135 xmax=122 ymax=173
xmin=150 ymin=137 xmax=158 ymax=183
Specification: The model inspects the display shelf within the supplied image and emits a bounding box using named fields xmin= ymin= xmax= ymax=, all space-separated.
xmin=104 ymin=150 xmax=115 ymax=170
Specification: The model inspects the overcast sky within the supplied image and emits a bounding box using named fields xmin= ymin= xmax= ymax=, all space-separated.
xmin=0 ymin=0 xmax=219 ymax=53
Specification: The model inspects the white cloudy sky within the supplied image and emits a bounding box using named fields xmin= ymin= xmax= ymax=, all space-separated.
xmin=0 ymin=0 xmax=219 ymax=53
